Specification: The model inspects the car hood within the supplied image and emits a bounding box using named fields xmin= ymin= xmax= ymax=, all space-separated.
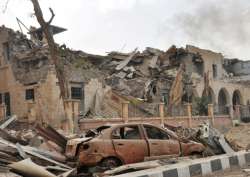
xmin=66 ymin=137 xmax=93 ymax=158
xmin=67 ymin=137 xmax=93 ymax=146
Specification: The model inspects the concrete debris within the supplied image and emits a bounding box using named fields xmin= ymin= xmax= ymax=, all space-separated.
xmin=149 ymin=55 xmax=159 ymax=69
xmin=0 ymin=115 xmax=242 ymax=177
xmin=0 ymin=118 xmax=74 ymax=176
xmin=1 ymin=25 xmax=214 ymax=119
xmin=34 ymin=124 xmax=68 ymax=150
xmin=4 ymin=24 xmax=250 ymax=119
xmin=166 ymin=123 xmax=235 ymax=155
xmin=16 ymin=143 xmax=28 ymax=159
xmin=0 ymin=115 xmax=17 ymax=129
xmin=101 ymin=160 xmax=161 ymax=176
xmin=225 ymin=123 xmax=250 ymax=151
xmin=1 ymin=23 xmax=250 ymax=177
xmin=8 ymin=158 xmax=57 ymax=177
xmin=115 ymin=48 xmax=138 ymax=71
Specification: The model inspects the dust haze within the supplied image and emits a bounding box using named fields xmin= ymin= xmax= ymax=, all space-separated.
xmin=164 ymin=0 xmax=250 ymax=59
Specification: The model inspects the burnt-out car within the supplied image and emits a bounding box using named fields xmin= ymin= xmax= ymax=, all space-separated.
xmin=65 ymin=123 xmax=205 ymax=168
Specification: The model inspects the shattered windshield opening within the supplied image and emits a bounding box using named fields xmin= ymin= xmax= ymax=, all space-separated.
xmin=85 ymin=125 xmax=111 ymax=137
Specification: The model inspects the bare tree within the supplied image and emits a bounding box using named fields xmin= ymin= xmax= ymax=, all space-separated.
xmin=30 ymin=0 xmax=69 ymax=100
xmin=2 ymin=0 xmax=10 ymax=13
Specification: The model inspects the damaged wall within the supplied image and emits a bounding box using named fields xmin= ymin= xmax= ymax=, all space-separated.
xmin=225 ymin=60 xmax=250 ymax=76
xmin=187 ymin=45 xmax=228 ymax=79
xmin=0 ymin=26 xmax=66 ymax=125
xmin=2 ymin=24 xmax=250 ymax=122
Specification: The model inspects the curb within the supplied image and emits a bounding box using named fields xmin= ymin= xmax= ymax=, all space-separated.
xmin=113 ymin=151 xmax=250 ymax=177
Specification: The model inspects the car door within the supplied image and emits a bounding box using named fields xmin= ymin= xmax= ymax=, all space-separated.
xmin=112 ymin=125 xmax=149 ymax=164
xmin=143 ymin=125 xmax=180 ymax=156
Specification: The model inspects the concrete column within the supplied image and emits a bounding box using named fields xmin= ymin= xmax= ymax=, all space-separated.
xmin=185 ymin=103 xmax=192 ymax=128
xmin=0 ymin=104 xmax=6 ymax=120
xmin=64 ymin=99 xmax=80 ymax=134
xmin=229 ymin=105 xmax=234 ymax=119
xmin=122 ymin=101 xmax=129 ymax=123
xmin=72 ymin=100 xmax=80 ymax=134
xmin=64 ymin=100 xmax=74 ymax=134
xmin=159 ymin=103 xmax=165 ymax=125
xmin=208 ymin=104 xmax=214 ymax=125
xmin=235 ymin=105 xmax=241 ymax=120
xmin=27 ymin=101 xmax=36 ymax=123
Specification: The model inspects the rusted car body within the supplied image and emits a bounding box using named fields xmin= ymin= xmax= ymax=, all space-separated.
xmin=65 ymin=123 xmax=205 ymax=168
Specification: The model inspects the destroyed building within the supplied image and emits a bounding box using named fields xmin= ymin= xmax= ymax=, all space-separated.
xmin=0 ymin=25 xmax=250 ymax=126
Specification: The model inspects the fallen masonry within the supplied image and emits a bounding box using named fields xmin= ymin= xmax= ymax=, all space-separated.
xmin=0 ymin=115 xmax=246 ymax=177
xmin=2 ymin=25 xmax=250 ymax=130
xmin=1 ymin=23 xmax=250 ymax=177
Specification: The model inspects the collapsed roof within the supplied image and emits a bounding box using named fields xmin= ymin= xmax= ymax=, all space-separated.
xmin=1 ymin=26 xmax=250 ymax=117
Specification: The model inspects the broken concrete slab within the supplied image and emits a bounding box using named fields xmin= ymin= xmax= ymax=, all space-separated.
xmin=149 ymin=55 xmax=159 ymax=69
xmin=0 ymin=138 xmax=71 ymax=169
xmin=34 ymin=124 xmax=67 ymax=150
xmin=0 ymin=115 xmax=17 ymax=129
xmin=115 ymin=48 xmax=138 ymax=71
xmin=115 ymin=71 xmax=127 ymax=79
xmin=8 ymin=158 xmax=57 ymax=177
xmin=218 ymin=135 xmax=235 ymax=154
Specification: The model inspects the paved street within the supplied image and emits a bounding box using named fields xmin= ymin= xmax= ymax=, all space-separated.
xmin=206 ymin=168 xmax=248 ymax=177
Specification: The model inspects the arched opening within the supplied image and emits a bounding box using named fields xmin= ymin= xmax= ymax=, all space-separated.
xmin=218 ymin=88 xmax=230 ymax=114
xmin=179 ymin=88 xmax=199 ymax=116
xmin=232 ymin=90 xmax=243 ymax=108
xmin=202 ymin=87 xmax=215 ymax=104
xmin=182 ymin=89 xmax=199 ymax=104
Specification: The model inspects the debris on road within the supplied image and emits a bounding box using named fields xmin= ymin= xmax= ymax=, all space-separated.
xmin=0 ymin=115 xmax=238 ymax=177
xmin=0 ymin=116 xmax=74 ymax=177
xmin=225 ymin=123 xmax=250 ymax=151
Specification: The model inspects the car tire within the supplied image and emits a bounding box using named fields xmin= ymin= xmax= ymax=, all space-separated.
xmin=202 ymin=147 xmax=215 ymax=157
xmin=99 ymin=157 xmax=121 ymax=169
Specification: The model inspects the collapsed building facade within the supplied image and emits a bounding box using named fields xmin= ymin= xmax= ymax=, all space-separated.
xmin=0 ymin=25 xmax=250 ymax=126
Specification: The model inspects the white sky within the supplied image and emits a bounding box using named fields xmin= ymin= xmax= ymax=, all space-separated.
xmin=1 ymin=0 xmax=250 ymax=60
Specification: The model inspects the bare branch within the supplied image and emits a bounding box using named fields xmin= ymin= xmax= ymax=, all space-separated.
xmin=47 ymin=7 xmax=55 ymax=25
xmin=2 ymin=0 xmax=10 ymax=13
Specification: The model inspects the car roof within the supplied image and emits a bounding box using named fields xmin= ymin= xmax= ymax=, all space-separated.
xmin=102 ymin=123 xmax=161 ymax=128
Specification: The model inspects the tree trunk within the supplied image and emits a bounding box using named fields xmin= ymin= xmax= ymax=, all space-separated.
xmin=30 ymin=0 xmax=68 ymax=100
xmin=30 ymin=0 xmax=74 ymax=132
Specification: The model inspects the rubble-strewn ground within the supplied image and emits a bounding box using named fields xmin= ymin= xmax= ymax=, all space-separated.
xmin=225 ymin=123 xmax=250 ymax=151
xmin=0 ymin=115 xmax=246 ymax=177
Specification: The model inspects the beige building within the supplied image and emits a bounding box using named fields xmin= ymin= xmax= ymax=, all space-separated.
xmin=1 ymin=25 xmax=250 ymax=125
xmin=0 ymin=26 xmax=87 ymax=127
xmin=187 ymin=45 xmax=250 ymax=117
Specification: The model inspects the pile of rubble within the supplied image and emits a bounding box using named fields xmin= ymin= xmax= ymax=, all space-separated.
xmin=72 ymin=45 xmax=204 ymax=117
xmin=225 ymin=123 xmax=250 ymax=151
xmin=2 ymin=26 xmax=209 ymax=119
xmin=0 ymin=116 xmax=76 ymax=177
xmin=0 ymin=114 xmax=239 ymax=177
xmin=165 ymin=123 xmax=235 ymax=156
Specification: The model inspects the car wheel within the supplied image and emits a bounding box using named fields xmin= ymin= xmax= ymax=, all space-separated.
xmin=100 ymin=157 xmax=121 ymax=169
xmin=202 ymin=147 xmax=215 ymax=157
